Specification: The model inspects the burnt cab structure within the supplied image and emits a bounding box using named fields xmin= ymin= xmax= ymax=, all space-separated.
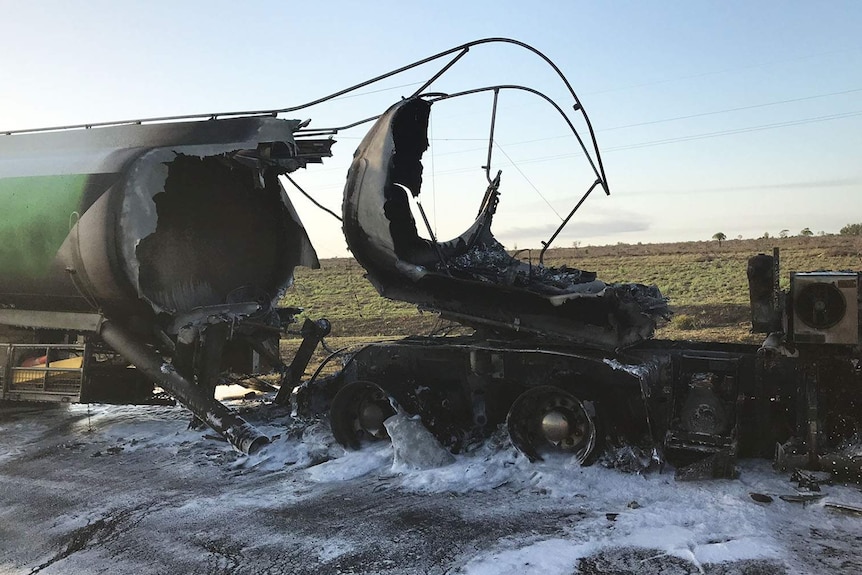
xmin=314 ymin=96 xmax=862 ymax=479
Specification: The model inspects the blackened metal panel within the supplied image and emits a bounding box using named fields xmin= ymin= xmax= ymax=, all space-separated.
xmin=342 ymin=98 xmax=668 ymax=350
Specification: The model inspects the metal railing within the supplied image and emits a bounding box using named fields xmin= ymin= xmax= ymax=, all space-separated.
xmin=1 ymin=343 xmax=86 ymax=402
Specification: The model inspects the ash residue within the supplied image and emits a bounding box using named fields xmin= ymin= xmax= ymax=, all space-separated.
xmin=599 ymin=444 xmax=662 ymax=474
xmin=610 ymin=282 xmax=671 ymax=320
xmin=442 ymin=242 xmax=598 ymax=290
xmin=441 ymin=243 xmax=670 ymax=320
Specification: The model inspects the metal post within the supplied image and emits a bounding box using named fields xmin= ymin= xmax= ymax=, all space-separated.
xmin=274 ymin=318 xmax=331 ymax=404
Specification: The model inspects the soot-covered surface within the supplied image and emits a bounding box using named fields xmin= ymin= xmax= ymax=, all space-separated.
xmin=136 ymin=155 xmax=301 ymax=314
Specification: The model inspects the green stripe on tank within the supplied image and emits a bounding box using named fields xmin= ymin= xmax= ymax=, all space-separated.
xmin=0 ymin=174 xmax=89 ymax=280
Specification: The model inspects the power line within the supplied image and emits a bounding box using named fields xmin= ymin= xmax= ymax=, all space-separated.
xmin=429 ymin=86 xmax=862 ymax=152
xmin=293 ymin=104 xmax=862 ymax=192
xmin=586 ymin=47 xmax=862 ymax=96
xmin=429 ymin=108 xmax=862 ymax=172
xmin=493 ymin=142 xmax=562 ymax=220
xmin=328 ymin=86 xmax=862 ymax=165
xmin=605 ymin=109 xmax=862 ymax=152
xmin=328 ymin=81 xmax=425 ymax=101
xmin=602 ymin=87 xmax=862 ymax=131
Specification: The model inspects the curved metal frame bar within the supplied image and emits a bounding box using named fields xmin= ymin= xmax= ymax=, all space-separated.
xmin=4 ymin=37 xmax=610 ymax=260
xmin=2 ymin=39 xmax=605 ymax=174
xmin=423 ymin=85 xmax=606 ymax=192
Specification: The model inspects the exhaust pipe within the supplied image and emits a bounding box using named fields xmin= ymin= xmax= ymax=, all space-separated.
xmin=99 ymin=320 xmax=269 ymax=454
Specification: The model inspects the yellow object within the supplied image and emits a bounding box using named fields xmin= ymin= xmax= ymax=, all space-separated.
xmin=12 ymin=356 xmax=84 ymax=385
xmin=47 ymin=357 xmax=84 ymax=369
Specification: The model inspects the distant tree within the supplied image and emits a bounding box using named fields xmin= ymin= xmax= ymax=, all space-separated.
xmin=800 ymin=227 xmax=813 ymax=237
xmin=779 ymin=229 xmax=789 ymax=238
xmin=712 ymin=232 xmax=726 ymax=246
xmin=840 ymin=223 xmax=862 ymax=236
xmin=762 ymin=232 xmax=770 ymax=239
xmin=737 ymin=235 xmax=743 ymax=240
xmin=818 ymin=230 xmax=826 ymax=236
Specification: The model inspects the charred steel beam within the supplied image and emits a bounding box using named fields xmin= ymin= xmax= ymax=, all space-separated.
xmin=772 ymin=247 xmax=782 ymax=325
xmin=747 ymin=252 xmax=782 ymax=333
xmin=274 ymin=318 xmax=332 ymax=404
xmin=539 ymin=179 xmax=602 ymax=265
xmin=99 ymin=320 xmax=268 ymax=454
xmin=804 ymin=365 xmax=820 ymax=470
xmin=0 ymin=309 xmax=103 ymax=332
xmin=484 ymin=89 xmax=500 ymax=185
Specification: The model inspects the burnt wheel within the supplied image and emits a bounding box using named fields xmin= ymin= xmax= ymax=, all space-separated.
xmin=330 ymin=380 xmax=396 ymax=449
xmin=506 ymin=385 xmax=596 ymax=463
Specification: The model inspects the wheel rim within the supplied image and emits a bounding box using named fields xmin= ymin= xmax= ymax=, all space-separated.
xmin=330 ymin=381 xmax=396 ymax=449
xmin=506 ymin=386 xmax=596 ymax=463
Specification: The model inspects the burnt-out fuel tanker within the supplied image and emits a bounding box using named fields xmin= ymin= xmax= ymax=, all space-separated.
xmin=3 ymin=38 xmax=860 ymax=482
xmin=1 ymin=37 xmax=630 ymax=457
xmin=0 ymin=116 xmax=334 ymax=452
xmin=2 ymin=38 xmax=574 ymax=456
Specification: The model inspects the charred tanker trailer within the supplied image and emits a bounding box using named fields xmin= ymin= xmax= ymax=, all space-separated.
xmin=0 ymin=116 xmax=334 ymax=452
xmin=2 ymin=38 xmax=588 ymax=455
xmin=0 ymin=37 xmax=671 ymax=459
xmin=2 ymin=38 xmax=860 ymax=479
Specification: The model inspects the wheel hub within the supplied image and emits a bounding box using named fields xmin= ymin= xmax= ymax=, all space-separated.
xmin=541 ymin=410 xmax=570 ymax=443
xmin=358 ymin=401 xmax=387 ymax=435
xmin=506 ymin=385 xmax=597 ymax=463
xmin=330 ymin=381 xmax=396 ymax=449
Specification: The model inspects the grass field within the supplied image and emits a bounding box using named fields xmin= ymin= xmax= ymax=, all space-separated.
xmin=280 ymin=234 xmax=862 ymax=349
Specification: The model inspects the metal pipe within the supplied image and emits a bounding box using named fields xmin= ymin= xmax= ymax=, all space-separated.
xmin=427 ymin=85 xmax=607 ymax=189
xmin=539 ymin=179 xmax=601 ymax=265
xmin=274 ymin=318 xmax=332 ymax=404
xmin=410 ymin=48 xmax=470 ymax=97
xmin=99 ymin=320 xmax=269 ymax=454
xmin=484 ymin=89 xmax=500 ymax=185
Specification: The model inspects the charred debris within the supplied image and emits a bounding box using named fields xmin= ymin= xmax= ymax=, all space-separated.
xmin=1 ymin=39 xmax=861 ymax=484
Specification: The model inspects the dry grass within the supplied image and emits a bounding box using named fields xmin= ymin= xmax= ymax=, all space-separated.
xmin=280 ymin=235 xmax=862 ymax=348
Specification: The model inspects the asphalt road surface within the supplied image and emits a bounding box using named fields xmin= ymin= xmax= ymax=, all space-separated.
xmin=2 ymin=401 xmax=861 ymax=574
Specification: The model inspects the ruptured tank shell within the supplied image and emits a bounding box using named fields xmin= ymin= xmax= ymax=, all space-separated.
xmin=0 ymin=117 xmax=333 ymax=328
xmin=342 ymin=98 xmax=668 ymax=350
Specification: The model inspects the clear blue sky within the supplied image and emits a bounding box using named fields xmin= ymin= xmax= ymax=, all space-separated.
xmin=3 ymin=0 xmax=860 ymax=257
